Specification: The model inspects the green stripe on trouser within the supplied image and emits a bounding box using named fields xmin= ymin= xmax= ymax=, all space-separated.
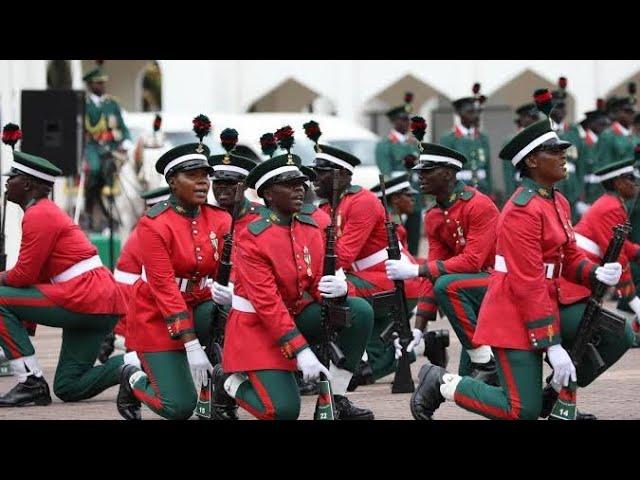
xmin=0 ymin=286 xmax=122 ymax=402
xmin=130 ymin=300 xmax=216 ymax=420
xmin=235 ymin=298 xmax=373 ymax=420
xmin=347 ymin=274 xmax=417 ymax=380
xmin=434 ymin=273 xmax=489 ymax=376
xmin=453 ymin=302 xmax=635 ymax=420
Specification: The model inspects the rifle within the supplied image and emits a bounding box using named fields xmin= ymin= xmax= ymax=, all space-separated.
xmin=195 ymin=182 xmax=245 ymax=420
xmin=372 ymin=174 xmax=415 ymax=394
xmin=314 ymin=169 xmax=351 ymax=420
xmin=549 ymin=222 xmax=630 ymax=420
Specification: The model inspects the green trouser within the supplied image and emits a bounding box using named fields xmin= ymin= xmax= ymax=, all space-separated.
xmin=404 ymin=193 xmax=423 ymax=257
xmin=434 ymin=273 xmax=490 ymax=376
xmin=453 ymin=302 xmax=635 ymax=420
xmin=131 ymin=300 xmax=215 ymax=420
xmin=235 ymin=298 xmax=374 ymax=420
xmin=0 ymin=286 xmax=122 ymax=402
xmin=347 ymin=274 xmax=418 ymax=380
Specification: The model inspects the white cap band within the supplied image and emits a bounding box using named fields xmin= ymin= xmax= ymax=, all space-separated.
xmin=511 ymin=131 xmax=559 ymax=166
xmin=315 ymin=152 xmax=355 ymax=172
xmin=163 ymin=153 xmax=208 ymax=177
xmin=255 ymin=165 xmax=301 ymax=192
xmin=597 ymin=165 xmax=635 ymax=182
xmin=417 ymin=154 xmax=463 ymax=169
xmin=12 ymin=163 xmax=56 ymax=183
xmin=375 ymin=181 xmax=412 ymax=197
xmin=213 ymin=164 xmax=250 ymax=176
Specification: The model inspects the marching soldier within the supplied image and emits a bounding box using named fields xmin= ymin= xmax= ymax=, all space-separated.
xmin=0 ymin=151 xmax=127 ymax=406
xmin=384 ymin=143 xmax=500 ymax=384
xmin=375 ymin=93 xmax=422 ymax=256
xmin=573 ymin=156 xmax=640 ymax=344
xmin=98 ymin=186 xmax=172 ymax=363
xmin=409 ymin=119 xmax=634 ymax=420
xmin=214 ymin=148 xmax=375 ymax=420
xmin=116 ymin=141 xmax=232 ymax=420
xmin=82 ymin=63 xmax=132 ymax=231
xmin=440 ymin=84 xmax=492 ymax=196
xmin=311 ymin=143 xmax=435 ymax=387
xmin=503 ymin=103 xmax=540 ymax=200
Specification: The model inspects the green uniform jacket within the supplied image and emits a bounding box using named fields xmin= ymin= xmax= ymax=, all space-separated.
xmin=439 ymin=128 xmax=492 ymax=195
xmin=555 ymin=125 xmax=582 ymax=213
xmin=375 ymin=131 xmax=420 ymax=178
xmin=84 ymin=95 xmax=131 ymax=182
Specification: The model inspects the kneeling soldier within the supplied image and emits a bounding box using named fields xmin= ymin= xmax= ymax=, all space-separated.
xmin=217 ymin=144 xmax=375 ymax=420
xmin=0 ymin=151 xmax=127 ymax=406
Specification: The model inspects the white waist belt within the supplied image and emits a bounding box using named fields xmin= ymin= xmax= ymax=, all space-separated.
xmin=114 ymin=269 xmax=141 ymax=285
xmin=584 ymin=174 xmax=600 ymax=184
xmin=232 ymin=295 xmax=256 ymax=313
xmin=457 ymin=169 xmax=487 ymax=181
xmin=51 ymin=255 xmax=103 ymax=283
xmin=140 ymin=267 xmax=209 ymax=292
xmin=575 ymin=233 xmax=602 ymax=258
xmin=352 ymin=248 xmax=409 ymax=272
xmin=494 ymin=254 xmax=559 ymax=279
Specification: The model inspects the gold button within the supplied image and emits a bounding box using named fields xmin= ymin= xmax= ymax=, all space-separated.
xmin=196 ymin=247 xmax=201 ymax=251
xmin=193 ymin=230 xmax=198 ymax=234
xmin=198 ymin=256 xmax=202 ymax=261
xmin=192 ymin=221 xmax=197 ymax=225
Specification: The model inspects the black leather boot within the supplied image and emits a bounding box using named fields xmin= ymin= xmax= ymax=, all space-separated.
xmin=117 ymin=364 xmax=142 ymax=420
xmin=210 ymin=364 xmax=239 ymax=421
xmin=0 ymin=375 xmax=51 ymax=407
xmin=410 ymin=363 xmax=447 ymax=420
xmin=333 ymin=394 xmax=374 ymax=420
xmin=470 ymin=358 xmax=499 ymax=386
xmin=97 ymin=332 xmax=115 ymax=364
xmin=346 ymin=360 xmax=375 ymax=392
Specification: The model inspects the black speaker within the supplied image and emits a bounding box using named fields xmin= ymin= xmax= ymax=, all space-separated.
xmin=21 ymin=90 xmax=85 ymax=176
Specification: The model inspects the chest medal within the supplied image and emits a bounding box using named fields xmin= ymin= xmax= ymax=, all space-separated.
xmin=303 ymin=246 xmax=313 ymax=278
xmin=210 ymin=232 xmax=219 ymax=261
xmin=455 ymin=220 xmax=466 ymax=246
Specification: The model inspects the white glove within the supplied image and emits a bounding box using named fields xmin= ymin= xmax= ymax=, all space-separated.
xmin=406 ymin=328 xmax=424 ymax=353
xmin=184 ymin=339 xmax=213 ymax=389
xmin=296 ymin=347 xmax=331 ymax=383
xmin=547 ymin=344 xmax=576 ymax=390
xmin=575 ymin=201 xmax=590 ymax=216
xmin=629 ymin=297 xmax=640 ymax=319
xmin=318 ymin=275 xmax=348 ymax=298
xmin=385 ymin=259 xmax=419 ymax=281
xmin=595 ymin=262 xmax=622 ymax=286
xmin=211 ymin=281 xmax=233 ymax=306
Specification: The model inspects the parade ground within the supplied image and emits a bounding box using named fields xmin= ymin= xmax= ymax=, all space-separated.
xmin=1 ymin=306 xmax=638 ymax=421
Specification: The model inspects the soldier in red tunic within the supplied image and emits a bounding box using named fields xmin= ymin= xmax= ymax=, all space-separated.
xmin=409 ymin=119 xmax=634 ymax=420
xmin=311 ymin=143 xmax=435 ymax=387
xmin=384 ymin=143 xmax=500 ymax=384
xmin=98 ymin=186 xmax=172 ymax=363
xmin=573 ymin=157 xmax=640 ymax=344
xmin=0 ymin=151 xmax=127 ymax=407
xmin=369 ymin=174 xmax=418 ymax=251
xmin=214 ymin=143 xmax=375 ymax=420
xmin=116 ymin=141 xmax=232 ymax=420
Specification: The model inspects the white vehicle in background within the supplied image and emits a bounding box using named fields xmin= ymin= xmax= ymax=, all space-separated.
xmin=123 ymin=112 xmax=381 ymax=203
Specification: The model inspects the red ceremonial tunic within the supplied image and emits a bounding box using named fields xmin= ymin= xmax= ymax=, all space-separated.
xmin=113 ymin=227 xmax=143 ymax=337
xmin=319 ymin=185 xmax=434 ymax=320
xmin=5 ymin=198 xmax=126 ymax=315
xmin=223 ymin=209 xmax=323 ymax=372
xmin=424 ymin=182 xmax=499 ymax=279
xmin=127 ymin=198 xmax=231 ymax=352
xmin=474 ymin=179 xmax=597 ymax=351
xmin=573 ymin=192 xmax=640 ymax=300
